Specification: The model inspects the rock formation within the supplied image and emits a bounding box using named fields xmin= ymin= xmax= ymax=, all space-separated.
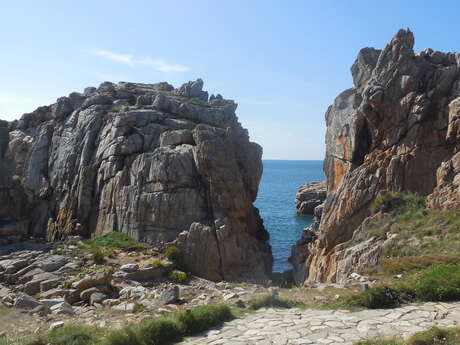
xmin=0 ymin=79 xmax=272 ymax=281
xmin=293 ymin=29 xmax=460 ymax=284
xmin=295 ymin=181 xmax=326 ymax=215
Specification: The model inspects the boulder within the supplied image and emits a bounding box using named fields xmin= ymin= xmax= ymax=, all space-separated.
xmin=39 ymin=298 xmax=65 ymax=308
xmin=50 ymin=321 xmax=65 ymax=330
xmin=40 ymin=278 xmax=61 ymax=292
xmin=159 ymin=285 xmax=179 ymax=305
xmin=120 ymin=264 xmax=139 ymax=273
xmin=38 ymin=255 xmax=67 ymax=272
xmin=159 ymin=130 xmax=194 ymax=147
xmin=175 ymin=79 xmax=208 ymax=101
xmin=114 ymin=266 xmax=170 ymax=282
xmin=23 ymin=272 xmax=58 ymax=295
xmin=90 ymin=292 xmax=108 ymax=305
xmin=72 ymin=271 xmax=112 ymax=291
xmin=50 ymin=301 xmax=74 ymax=315
xmin=295 ymin=181 xmax=327 ymax=215
xmin=13 ymin=294 xmax=42 ymax=310
xmin=80 ymin=287 xmax=101 ymax=302
xmin=0 ymin=259 xmax=29 ymax=274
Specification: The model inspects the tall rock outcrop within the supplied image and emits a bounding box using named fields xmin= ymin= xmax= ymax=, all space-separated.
xmin=293 ymin=29 xmax=460 ymax=284
xmin=0 ymin=79 xmax=272 ymax=281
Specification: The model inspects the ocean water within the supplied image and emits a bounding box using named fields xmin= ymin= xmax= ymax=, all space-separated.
xmin=255 ymin=160 xmax=324 ymax=272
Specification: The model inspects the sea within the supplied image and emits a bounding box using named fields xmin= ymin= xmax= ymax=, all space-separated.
xmin=255 ymin=160 xmax=324 ymax=272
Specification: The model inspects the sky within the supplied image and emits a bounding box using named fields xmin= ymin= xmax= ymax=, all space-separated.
xmin=1 ymin=1 xmax=460 ymax=159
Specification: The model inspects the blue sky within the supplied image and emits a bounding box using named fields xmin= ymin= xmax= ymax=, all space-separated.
xmin=0 ymin=1 xmax=459 ymax=159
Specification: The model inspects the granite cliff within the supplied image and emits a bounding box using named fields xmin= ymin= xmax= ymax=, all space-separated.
xmin=292 ymin=29 xmax=460 ymax=284
xmin=0 ymin=79 xmax=272 ymax=281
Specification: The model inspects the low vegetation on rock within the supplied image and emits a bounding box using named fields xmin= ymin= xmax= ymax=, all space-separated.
xmin=339 ymin=263 xmax=460 ymax=309
xmin=248 ymin=294 xmax=304 ymax=310
xmin=356 ymin=326 xmax=460 ymax=345
xmin=82 ymin=232 xmax=150 ymax=251
xmin=168 ymin=270 xmax=187 ymax=284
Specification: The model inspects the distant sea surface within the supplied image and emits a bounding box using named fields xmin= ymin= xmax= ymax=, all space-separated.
xmin=255 ymin=160 xmax=324 ymax=272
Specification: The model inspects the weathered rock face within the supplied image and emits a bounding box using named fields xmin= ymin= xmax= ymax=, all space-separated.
xmin=0 ymin=79 xmax=272 ymax=281
xmin=295 ymin=181 xmax=326 ymax=215
xmin=294 ymin=29 xmax=460 ymax=284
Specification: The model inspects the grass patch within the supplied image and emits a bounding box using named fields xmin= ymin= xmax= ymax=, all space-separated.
xmin=248 ymin=295 xmax=304 ymax=310
xmin=357 ymin=326 xmax=460 ymax=345
xmin=83 ymin=232 xmax=149 ymax=251
xmin=91 ymin=248 xmax=106 ymax=264
xmin=177 ymin=305 xmax=233 ymax=334
xmin=29 ymin=324 xmax=105 ymax=345
xmin=20 ymin=305 xmax=233 ymax=345
xmin=341 ymin=263 xmax=460 ymax=309
xmin=381 ymin=255 xmax=460 ymax=275
xmin=104 ymin=304 xmax=233 ymax=345
xmin=411 ymin=263 xmax=460 ymax=301
xmin=343 ymin=286 xmax=401 ymax=309
xmin=346 ymin=192 xmax=460 ymax=283
xmin=371 ymin=192 xmax=425 ymax=215
xmin=165 ymin=246 xmax=184 ymax=269
xmin=150 ymin=259 xmax=164 ymax=269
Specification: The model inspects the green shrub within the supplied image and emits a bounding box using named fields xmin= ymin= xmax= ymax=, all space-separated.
xmin=105 ymin=317 xmax=182 ymax=345
xmin=91 ymin=248 xmax=105 ymax=264
xmin=12 ymin=175 xmax=22 ymax=183
xmin=346 ymin=286 xmax=401 ymax=309
xmin=412 ymin=264 xmax=460 ymax=301
xmin=344 ymin=263 xmax=460 ymax=310
xmin=128 ymin=95 xmax=137 ymax=106
xmin=104 ymin=327 xmax=140 ymax=345
xmin=45 ymin=324 xmax=103 ymax=345
xmin=168 ymin=270 xmax=187 ymax=283
xmin=165 ymin=246 xmax=184 ymax=269
xmin=177 ymin=305 xmax=233 ymax=335
xmin=150 ymin=259 xmax=164 ymax=269
xmin=407 ymin=326 xmax=460 ymax=345
xmin=371 ymin=192 xmax=425 ymax=215
xmin=248 ymin=295 xmax=303 ymax=310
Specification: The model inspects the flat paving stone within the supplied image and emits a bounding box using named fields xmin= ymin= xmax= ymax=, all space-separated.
xmin=179 ymin=302 xmax=460 ymax=344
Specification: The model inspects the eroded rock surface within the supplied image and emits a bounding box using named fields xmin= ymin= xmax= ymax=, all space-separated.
xmin=295 ymin=181 xmax=326 ymax=215
xmin=0 ymin=79 xmax=272 ymax=281
xmin=294 ymin=29 xmax=460 ymax=284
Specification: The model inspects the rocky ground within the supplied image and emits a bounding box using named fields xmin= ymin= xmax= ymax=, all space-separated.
xmin=0 ymin=238 xmax=289 ymax=341
xmin=0 ymin=235 xmax=376 ymax=343
xmin=182 ymin=302 xmax=460 ymax=345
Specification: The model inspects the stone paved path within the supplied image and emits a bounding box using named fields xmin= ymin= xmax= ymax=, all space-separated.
xmin=181 ymin=302 xmax=460 ymax=345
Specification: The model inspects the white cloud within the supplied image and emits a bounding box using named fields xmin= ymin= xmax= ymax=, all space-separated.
xmin=91 ymin=49 xmax=190 ymax=72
